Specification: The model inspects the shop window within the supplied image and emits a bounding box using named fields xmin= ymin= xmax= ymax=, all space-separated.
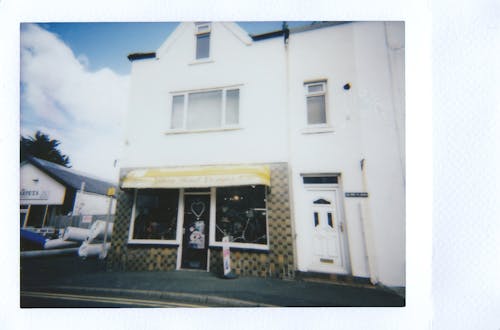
xmin=215 ymin=185 xmax=267 ymax=246
xmin=304 ymin=81 xmax=328 ymax=125
xmin=130 ymin=189 xmax=179 ymax=242
xmin=195 ymin=22 xmax=211 ymax=59
xmin=170 ymin=87 xmax=240 ymax=130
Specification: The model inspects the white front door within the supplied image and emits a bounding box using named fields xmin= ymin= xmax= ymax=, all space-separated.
xmin=307 ymin=189 xmax=348 ymax=274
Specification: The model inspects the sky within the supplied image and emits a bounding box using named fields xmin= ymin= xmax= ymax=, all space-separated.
xmin=20 ymin=21 xmax=313 ymax=183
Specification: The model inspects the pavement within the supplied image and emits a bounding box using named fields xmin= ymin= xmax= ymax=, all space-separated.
xmin=20 ymin=255 xmax=405 ymax=307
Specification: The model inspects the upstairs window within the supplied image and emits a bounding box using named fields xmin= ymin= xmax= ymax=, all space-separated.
xmin=170 ymin=87 xmax=240 ymax=130
xmin=195 ymin=23 xmax=211 ymax=59
xmin=305 ymin=81 xmax=328 ymax=125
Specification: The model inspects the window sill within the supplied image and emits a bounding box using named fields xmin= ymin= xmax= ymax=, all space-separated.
xmin=189 ymin=58 xmax=214 ymax=65
xmin=165 ymin=126 xmax=242 ymax=135
xmin=128 ymin=239 xmax=180 ymax=246
xmin=301 ymin=126 xmax=335 ymax=135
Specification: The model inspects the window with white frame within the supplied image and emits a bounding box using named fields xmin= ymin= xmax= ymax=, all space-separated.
xmin=129 ymin=189 xmax=180 ymax=243
xmin=304 ymin=81 xmax=328 ymax=125
xmin=213 ymin=185 xmax=268 ymax=247
xmin=170 ymin=87 xmax=240 ymax=130
xmin=195 ymin=23 xmax=211 ymax=60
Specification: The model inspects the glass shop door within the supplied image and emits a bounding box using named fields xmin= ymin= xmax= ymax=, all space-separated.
xmin=181 ymin=193 xmax=210 ymax=270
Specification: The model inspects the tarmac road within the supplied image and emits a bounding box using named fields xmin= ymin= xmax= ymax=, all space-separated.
xmin=21 ymin=291 xmax=207 ymax=308
xmin=20 ymin=254 xmax=405 ymax=307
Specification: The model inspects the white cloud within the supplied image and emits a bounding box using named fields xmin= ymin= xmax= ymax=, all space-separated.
xmin=77 ymin=54 xmax=90 ymax=68
xmin=21 ymin=24 xmax=129 ymax=182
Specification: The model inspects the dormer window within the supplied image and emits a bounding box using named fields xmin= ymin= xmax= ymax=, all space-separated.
xmin=195 ymin=23 xmax=211 ymax=60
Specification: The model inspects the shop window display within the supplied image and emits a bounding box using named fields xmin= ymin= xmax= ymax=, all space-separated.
xmin=215 ymin=185 xmax=267 ymax=245
xmin=131 ymin=189 xmax=179 ymax=241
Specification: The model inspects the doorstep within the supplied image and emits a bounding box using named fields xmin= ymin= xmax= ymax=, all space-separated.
xmin=295 ymin=271 xmax=375 ymax=289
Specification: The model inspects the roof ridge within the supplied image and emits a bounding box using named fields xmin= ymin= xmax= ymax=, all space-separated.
xmin=28 ymin=157 xmax=117 ymax=191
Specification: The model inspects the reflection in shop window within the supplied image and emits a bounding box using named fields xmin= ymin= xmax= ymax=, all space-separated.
xmin=215 ymin=185 xmax=267 ymax=245
xmin=132 ymin=189 xmax=179 ymax=241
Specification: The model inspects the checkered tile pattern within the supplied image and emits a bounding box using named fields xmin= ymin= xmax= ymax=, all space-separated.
xmin=108 ymin=163 xmax=295 ymax=279
xmin=107 ymin=190 xmax=178 ymax=271
xmin=209 ymin=163 xmax=295 ymax=279
xmin=107 ymin=190 xmax=133 ymax=271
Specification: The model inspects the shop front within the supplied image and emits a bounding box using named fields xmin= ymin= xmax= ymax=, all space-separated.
xmin=107 ymin=163 xmax=296 ymax=279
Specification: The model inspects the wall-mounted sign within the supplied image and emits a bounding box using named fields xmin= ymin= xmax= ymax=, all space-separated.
xmin=20 ymin=189 xmax=49 ymax=200
xmin=345 ymin=192 xmax=369 ymax=198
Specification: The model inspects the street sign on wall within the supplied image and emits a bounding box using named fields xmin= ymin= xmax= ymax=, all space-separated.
xmin=345 ymin=192 xmax=369 ymax=198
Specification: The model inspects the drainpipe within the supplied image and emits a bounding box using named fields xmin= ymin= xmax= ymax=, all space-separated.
xmin=360 ymin=158 xmax=379 ymax=284
xmin=384 ymin=22 xmax=406 ymax=186
xmin=283 ymin=22 xmax=298 ymax=277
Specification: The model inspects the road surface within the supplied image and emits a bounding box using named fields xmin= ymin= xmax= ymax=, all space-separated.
xmin=21 ymin=290 xmax=206 ymax=308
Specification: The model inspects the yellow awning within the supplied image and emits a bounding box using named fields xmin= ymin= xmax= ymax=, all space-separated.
xmin=121 ymin=165 xmax=271 ymax=189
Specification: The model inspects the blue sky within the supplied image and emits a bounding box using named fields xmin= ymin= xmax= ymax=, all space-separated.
xmin=39 ymin=22 xmax=312 ymax=75
xmin=20 ymin=22 xmax=313 ymax=182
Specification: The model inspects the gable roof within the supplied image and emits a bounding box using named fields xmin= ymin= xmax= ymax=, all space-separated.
xmin=127 ymin=21 xmax=353 ymax=62
xmin=155 ymin=22 xmax=252 ymax=60
xmin=24 ymin=157 xmax=117 ymax=196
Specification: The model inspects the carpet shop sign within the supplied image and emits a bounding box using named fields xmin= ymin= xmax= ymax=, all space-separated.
xmin=20 ymin=189 xmax=49 ymax=201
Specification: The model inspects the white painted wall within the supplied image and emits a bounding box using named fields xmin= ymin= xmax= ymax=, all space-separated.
xmin=288 ymin=22 xmax=405 ymax=286
xmin=73 ymin=191 xmax=116 ymax=215
xmin=121 ymin=22 xmax=288 ymax=169
xmin=122 ymin=22 xmax=405 ymax=287
xmin=20 ymin=163 xmax=66 ymax=205
xmin=352 ymin=22 xmax=405 ymax=286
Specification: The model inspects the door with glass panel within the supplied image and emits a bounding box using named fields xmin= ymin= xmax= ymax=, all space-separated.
xmin=181 ymin=193 xmax=210 ymax=270
xmin=307 ymin=189 xmax=348 ymax=274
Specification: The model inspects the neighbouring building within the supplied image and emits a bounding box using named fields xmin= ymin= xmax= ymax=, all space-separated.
xmin=20 ymin=157 xmax=117 ymax=228
xmin=108 ymin=21 xmax=405 ymax=289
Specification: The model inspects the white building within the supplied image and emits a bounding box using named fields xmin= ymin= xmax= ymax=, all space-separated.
xmin=20 ymin=157 xmax=117 ymax=228
xmin=109 ymin=21 xmax=405 ymax=290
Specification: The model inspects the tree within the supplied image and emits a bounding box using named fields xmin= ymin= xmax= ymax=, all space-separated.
xmin=20 ymin=131 xmax=71 ymax=167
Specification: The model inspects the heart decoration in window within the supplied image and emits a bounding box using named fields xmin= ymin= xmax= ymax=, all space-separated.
xmin=191 ymin=201 xmax=206 ymax=219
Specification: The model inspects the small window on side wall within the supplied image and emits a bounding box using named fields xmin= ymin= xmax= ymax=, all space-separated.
xmin=305 ymin=81 xmax=328 ymax=126
xmin=195 ymin=23 xmax=211 ymax=60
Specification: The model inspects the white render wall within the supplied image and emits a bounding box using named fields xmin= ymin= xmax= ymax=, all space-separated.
xmin=121 ymin=22 xmax=289 ymax=169
xmin=288 ymin=22 xmax=405 ymax=286
xmin=121 ymin=22 xmax=405 ymax=287
xmin=352 ymin=22 xmax=405 ymax=286
xmin=20 ymin=163 xmax=66 ymax=205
